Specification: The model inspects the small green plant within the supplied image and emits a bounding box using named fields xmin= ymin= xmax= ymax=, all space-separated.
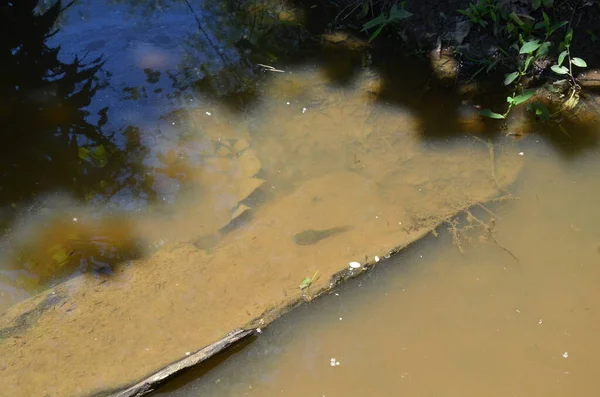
xmin=551 ymin=28 xmax=587 ymax=86
xmin=549 ymin=28 xmax=588 ymax=110
xmin=479 ymin=38 xmax=546 ymax=120
xmin=458 ymin=0 xmax=497 ymax=27
xmin=299 ymin=270 xmax=319 ymax=290
xmin=361 ymin=2 xmax=412 ymax=41
xmin=477 ymin=3 xmax=588 ymax=123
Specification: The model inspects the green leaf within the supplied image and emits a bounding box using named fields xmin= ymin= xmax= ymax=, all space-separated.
xmin=551 ymin=64 xmax=569 ymax=75
xmin=557 ymin=50 xmax=567 ymax=66
xmin=511 ymin=90 xmax=536 ymax=106
xmin=534 ymin=21 xmax=545 ymax=31
xmin=490 ymin=10 xmax=497 ymax=22
xmin=527 ymin=101 xmax=551 ymax=120
xmin=362 ymin=14 xmax=386 ymax=31
xmin=542 ymin=11 xmax=550 ymax=33
xmin=507 ymin=23 xmax=515 ymax=35
xmin=504 ymin=71 xmax=519 ymax=85
xmin=520 ymin=40 xmax=541 ymax=54
xmin=78 ymin=147 xmax=91 ymax=161
xmin=532 ymin=0 xmax=541 ymax=10
xmin=299 ymin=277 xmax=312 ymax=289
xmin=536 ymin=41 xmax=551 ymax=57
xmin=558 ymin=41 xmax=566 ymax=53
xmin=389 ymin=5 xmax=412 ymax=21
xmin=542 ymin=0 xmax=553 ymax=6
xmin=509 ymin=12 xmax=524 ymax=26
xmin=369 ymin=24 xmax=385 ymax=41
xmin=549 ymin=21 xmax=569 ymax=35
xmin=523 ymin=56 xmax=534 ymax=72
xmin=565 ymin=27 xmax=573 ymax=46
xmin=480 ymin=109 xmax=505 ymax=119
xmin=571 ymin=57 xmax=587 ymax=68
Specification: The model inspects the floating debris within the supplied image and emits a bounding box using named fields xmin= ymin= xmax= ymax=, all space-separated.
xmin=349 ymin=261 xmax=361 ymax=269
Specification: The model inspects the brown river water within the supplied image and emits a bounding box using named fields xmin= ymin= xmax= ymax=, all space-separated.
xmin=2 ymin=1 xmax=600 ymax=396
xmin=156 ymin=140 xmax=600 ymax=397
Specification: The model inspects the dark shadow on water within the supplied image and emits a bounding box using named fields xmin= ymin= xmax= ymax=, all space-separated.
xmin=0 ymin=0 xmax=153 ymax=214
xmin=166 ymin=0 xmax=600 ymax=158
xmin=2 ymin=0 xmax=599 ymax=297
xmin=0 ymin=0 xmax=153 ymax=292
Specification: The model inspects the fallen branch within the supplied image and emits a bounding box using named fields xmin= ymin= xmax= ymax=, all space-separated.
xmin=109 ymin=329 xmax=255 ymax=397
xmin=257 ymin=63 xmax=285 ymax=73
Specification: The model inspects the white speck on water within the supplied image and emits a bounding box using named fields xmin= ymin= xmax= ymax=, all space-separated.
xmin=518 ymin=151 xmax=524 ymax=156
xmin=334 ymin=293 xmax=339 ymax=296
xmin=185 ymin=352 xmax=191 ymax=356
xmin=349 ymin=261 xmax=361 ymax=269
xmin=538 ymin=319 xmax=543 ymax=324
xmin=72 ymin=217 xmax=78 ymax=222
xmin=515 ymin=309 xmax=521 ymax=313
xmin=375 ymin=256 xmax=380 ymax=262
xmin=329 ymin=358 xmax=340 ymax=366
xmin=563 ymin=352 xmax=569 ymax=358
xmin=302 ymin=107 xmax=307 ymax=114
xmin=339 ymin=317 xmax=343 ymax=321
xmin=256 ymin=328 xmax=262 ymax=333
xmin=375 ymin=215 xmax=379 ymax=219
xmin=286 ymin=101 xmax=290 ymax=105
xmin=206 ymin=111 xmax=212 ymax=116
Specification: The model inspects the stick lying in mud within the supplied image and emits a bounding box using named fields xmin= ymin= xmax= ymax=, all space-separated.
xmin=109 ymin=329 xmax=255 ymax=397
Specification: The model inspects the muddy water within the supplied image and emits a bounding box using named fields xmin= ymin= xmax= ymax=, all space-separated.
xmin=156 ymin=141 xmax=600 ymax=396
xmin=2 ymin=1 xmax=600 ymax=396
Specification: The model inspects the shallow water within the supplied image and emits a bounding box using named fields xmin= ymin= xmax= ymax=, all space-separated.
xmin=2 ymin=1 xmax=600 ymax=396
xmin=0 ymin=0 xmax=516 ymax=311
xmin=156 ymin=139 xmax=600 ymax=396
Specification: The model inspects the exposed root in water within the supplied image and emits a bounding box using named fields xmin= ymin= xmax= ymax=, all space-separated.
xmin=463 ymin=209 xmax=520 ymax=263
xmin=416 ymin=195 xmax=520 ymax=263
xmin=471 ymin=136 xmax=510 ymax=195
xmin=445 ymin=216 xmax=465 ymax=254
